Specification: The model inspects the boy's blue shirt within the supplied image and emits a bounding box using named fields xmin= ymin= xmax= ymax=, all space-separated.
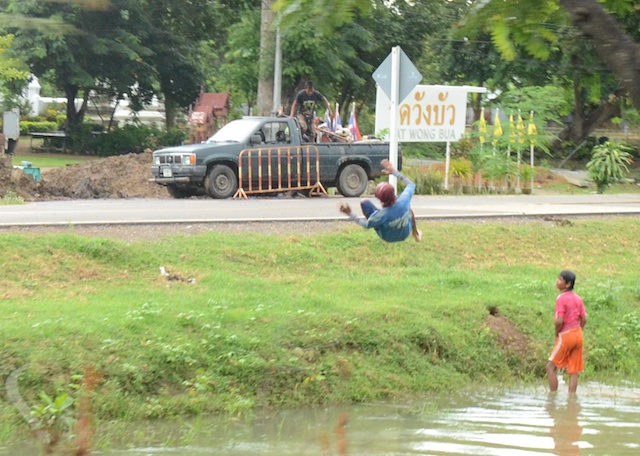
xmin=366 ymin=178 xmax=415 ymax=242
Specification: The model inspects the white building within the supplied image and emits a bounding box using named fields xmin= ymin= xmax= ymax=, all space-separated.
xmin=23 ymin=76 xmax=167 ymax=127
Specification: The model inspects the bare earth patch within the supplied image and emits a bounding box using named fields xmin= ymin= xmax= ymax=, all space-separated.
xmin=484 ymin=313 xmax=530 ymax=356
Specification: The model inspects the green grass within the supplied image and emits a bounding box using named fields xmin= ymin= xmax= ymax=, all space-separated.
xmin=541 ymin=180 xmax=640 ymax=195
xmin=1 ymin=217 xmax=639 ymax=444
xmin=0 ymin=191 xmax=25 ymax=205
xmin=11 ymin=136 xmax=97 ymax=168
xmin=11 ymin=152 xmax=96 ymax=168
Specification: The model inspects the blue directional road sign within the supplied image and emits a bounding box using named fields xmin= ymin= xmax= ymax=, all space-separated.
xmin=372 ymin=47 xmax=423 ymax=102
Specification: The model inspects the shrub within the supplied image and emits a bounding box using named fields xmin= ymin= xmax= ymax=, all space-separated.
xmin=402 ymin=142 xmax=445 ymax=160
xmin=450 ymin=137 xmax=474 ymax=159
xmin=55 ymin=115 xmax=67 ymax=130
xmin=449 ymin=158 xmax=474 ymax=183
xmin=0 ymin=191 xmax=25 ymax=205
xmin=43 ymin=108 xmax=60 ymax=122
xmin=586 ymin=141 xmax=633 ymax=193
xmin=93 ymin=125 xmax=187 ymax=156
xmin=154 ymin=128 xmax=187 ymax=149
xmin=67 ymin=123 xmax=100 ymax=154
xmin=403 ymin=166 xmax=444 ymax=195
xmin=19 ymin=121 xmax=58 ymax=135
xmin=94 ymin=124 xmax=154 ymax=156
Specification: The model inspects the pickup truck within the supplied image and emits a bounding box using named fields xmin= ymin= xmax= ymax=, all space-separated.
xmin=151 ymin=116 xmax=398 ymax=199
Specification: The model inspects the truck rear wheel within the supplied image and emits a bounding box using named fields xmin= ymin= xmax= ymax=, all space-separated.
xmin=206 ymin=164 xmax=238 ymax=199
xmin=337 ymin=164 xmax=368 ymax=197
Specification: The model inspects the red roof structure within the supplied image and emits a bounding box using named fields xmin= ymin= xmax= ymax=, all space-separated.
xmin=188 ymin=92 xmax=230 ymax=144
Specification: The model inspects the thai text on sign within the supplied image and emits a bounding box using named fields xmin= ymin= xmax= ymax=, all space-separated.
xmin=375 ymin=85 xmax=469 ymax=143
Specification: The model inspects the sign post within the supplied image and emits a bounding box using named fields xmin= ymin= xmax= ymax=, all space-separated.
xmin=373 ymin=46 xmax=422 ymax=190
xmin=388 ymin=48 xmax=399 ymax=187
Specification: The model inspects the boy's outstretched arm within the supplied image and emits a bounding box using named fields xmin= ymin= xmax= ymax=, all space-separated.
xmin=381 ymin=159 xmax=414 ymax=187
xmin=339 ymin=203 xmax=368 ymax=228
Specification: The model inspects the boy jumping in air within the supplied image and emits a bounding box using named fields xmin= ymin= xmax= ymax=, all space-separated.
xmin=339 ymin=159 xmax=421 ymax=243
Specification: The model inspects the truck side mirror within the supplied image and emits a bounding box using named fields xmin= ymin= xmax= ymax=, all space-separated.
xmin=250 ymin=133 xmax=263 ymax=145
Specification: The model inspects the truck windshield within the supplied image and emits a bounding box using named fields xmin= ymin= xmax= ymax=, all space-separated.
xmin=206 ymin=119 xmax=263 ymax=143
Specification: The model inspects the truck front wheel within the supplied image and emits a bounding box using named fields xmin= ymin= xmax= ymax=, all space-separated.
xmin=205 ymin=164 xmax=238 ymax=199
xmin=337 ymin=164 xmax=368 ymax=197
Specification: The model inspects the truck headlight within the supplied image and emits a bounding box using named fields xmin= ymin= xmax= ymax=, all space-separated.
xmin=153 ymin=156 xmax=160 ymax=165
xmin=182 ymin=154 xmax=196 ymax=165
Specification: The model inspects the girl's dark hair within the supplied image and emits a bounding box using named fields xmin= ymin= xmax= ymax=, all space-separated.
xmin=559 ymin=270 xmax=576 ymax=290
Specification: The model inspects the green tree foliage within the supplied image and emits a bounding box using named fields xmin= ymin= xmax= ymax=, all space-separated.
xmin=0 ymin=34 xmax=29 ymax=107
xmin=273 ymin=0 xmax=371 ymax=34
xmin=2 ymin=0 xmax=213 ymax=131
xmin=269 ymin=0 xmax=465 ymax=122
xmin=279 ymin=18 xmax=374 ymax=112
xmin=140 ymin=0 xmax=213 ymax=128
xmin=464 ymin=0 xmax=640 ymax=109
xmin=454 ymin=1 xmax=635 ymax=147
xmin=5 ymin=0 xmax=156 ymax=131
xmin=203 ymin=0 xmax=259 ymax=46
xmin=497 ymin=86 xmax=569 ymax=128
xmin=203 ymin=0 xmax=394 ymax=121
xmin=216 ymin=8 xmax=261 ymax=114
xmin=461 ymin=0 xmax=564 ymax=61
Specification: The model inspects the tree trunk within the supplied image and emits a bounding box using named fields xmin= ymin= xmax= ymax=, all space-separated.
xmin=63 ymin=85 xmax=90 ymax=153
xmin=551 ymin=89 xmax=622 ymax=148
xmin=164 ymin=97 xmax=177 ymax=130
xmin=571 ymin=61 xmax=585 ymax=139
xmin=108 ymin=98 xmax=120 ymax=131
xmin=256 ymin=0 xmax=275 ymax=116
xmin=472 ymin=91 xmax=483 ymax=122
xmin=64 ymin=85 xmax=84 ymax=132
xmin=560 ymin=0 xmax=640 ymax=109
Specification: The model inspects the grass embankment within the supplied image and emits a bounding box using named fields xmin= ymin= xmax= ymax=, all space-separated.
xmin=1 ymin=218 xmax=639 ymax=442
xmin=11 ymin=149 xmax=96 ymax=169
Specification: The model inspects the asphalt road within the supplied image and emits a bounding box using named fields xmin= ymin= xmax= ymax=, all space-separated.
xmin=1 ymin=193 xmax=639 ymax=227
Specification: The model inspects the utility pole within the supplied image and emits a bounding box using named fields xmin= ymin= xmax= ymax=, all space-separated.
xmin=272 ymin=27 xmax=282 ymax=115
xmin=257 ymin=0 xmax=275 ymax=116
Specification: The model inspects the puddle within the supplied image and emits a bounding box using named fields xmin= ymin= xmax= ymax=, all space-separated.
xmin=3 ymin=382 xmax=639 ymax=455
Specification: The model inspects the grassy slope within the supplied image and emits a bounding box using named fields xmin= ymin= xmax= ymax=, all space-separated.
xmin=0 ymin=218 xmax=639 ymax=439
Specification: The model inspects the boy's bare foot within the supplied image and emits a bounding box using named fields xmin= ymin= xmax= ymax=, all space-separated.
xmin=413 ymin=229 xmax=422 ymax=242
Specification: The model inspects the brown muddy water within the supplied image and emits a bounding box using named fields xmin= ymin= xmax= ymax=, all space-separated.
xmin=3 ymin=382 xmax=639 ymax=455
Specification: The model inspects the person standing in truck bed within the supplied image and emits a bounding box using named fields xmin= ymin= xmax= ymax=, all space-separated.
xmin=290 ymin=80 xmax=332 ymax=142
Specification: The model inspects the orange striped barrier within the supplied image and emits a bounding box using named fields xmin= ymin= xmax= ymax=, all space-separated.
xmin=233 ymin=145 xmax=327 ymax=199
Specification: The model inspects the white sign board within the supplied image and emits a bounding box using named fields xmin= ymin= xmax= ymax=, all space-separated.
xmin=375 ymin=85 xmax=470 ymax=142
xmin=189 ymin=111 xmax=207 ymax=125
xmin=3 ymin=109 xmax=20 ymax=140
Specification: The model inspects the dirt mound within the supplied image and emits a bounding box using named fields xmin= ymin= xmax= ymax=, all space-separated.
xmin=484 ymin=313 xmax=529 ymax=356
xmin=0 ymin=155 xmax=41 ymax=200
xmin=1 ymin=150 xmax=170 ymax=201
